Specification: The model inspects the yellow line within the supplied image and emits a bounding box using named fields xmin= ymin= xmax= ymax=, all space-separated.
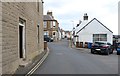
xmin=25 ymin=48 xmax=50 ymax=76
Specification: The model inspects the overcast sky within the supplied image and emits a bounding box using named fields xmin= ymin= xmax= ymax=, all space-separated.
xmin=43 ymin=0 xmax=119 ymax=35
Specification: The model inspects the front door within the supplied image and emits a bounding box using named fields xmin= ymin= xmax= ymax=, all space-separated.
xmin=19 ymin=18 xmax=26 ymax=59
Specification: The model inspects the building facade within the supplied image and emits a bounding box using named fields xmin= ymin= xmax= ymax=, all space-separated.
xmin=65 ymin=31 xmax=71 ymax=39
xmin=58 ymin=27 xmax=62 ymax=40
xmin=118 ymin=1 xmax=120 ymax=35
xmin=74 ymin=14 xmax=113 ymax=46
xmin=0 ymin=1 xmax=44 ymax=74
xmin=43 ymin=11 xmax=59 ymax=41
xmin=61 ymin=29 xmax=65 ymax=39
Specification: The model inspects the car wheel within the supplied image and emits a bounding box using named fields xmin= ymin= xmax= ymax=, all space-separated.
xmin=117 ymin=52 xmax=120 ymax=55
xmin=105 ymin=49 xmax=109 ymax=55
xmin=91 ymin=49 xmax=94 ymax=54
xmin=109 ymin=48 xmax=113 ymax=54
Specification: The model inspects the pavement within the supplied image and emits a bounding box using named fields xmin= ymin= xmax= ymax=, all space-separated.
xmin=32 ymin=39 xmax=118 ymax=74
xmin=13 ymin=39 xmax=118 ymax=75
xmin=13 ymin=48 xmax=49 ymax=76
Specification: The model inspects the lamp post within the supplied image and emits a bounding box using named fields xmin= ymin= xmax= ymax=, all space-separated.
xmin=70 ymin=20 xmax=74 ymax=48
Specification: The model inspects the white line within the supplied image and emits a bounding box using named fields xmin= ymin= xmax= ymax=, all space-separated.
xmin=25 ymin=48 xmax=50 ymax=76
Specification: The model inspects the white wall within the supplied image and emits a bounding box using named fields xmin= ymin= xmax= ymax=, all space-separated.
xmin=78 ymin=19 xmax=113 ymax=44
xmin=67 ymin=33 xmax=70 ymax=38
xmin=62 ymin=32 xmax=65 ymax=38
xmin=79 ymin=35 xmax=92 ymax=43
xmin=107 ymin=34 xmax=113 ymax=44
xmin=52 ymin=31 xmax=58 ymax=41
xmin=58 ymin=30 xmax=62 ymax=40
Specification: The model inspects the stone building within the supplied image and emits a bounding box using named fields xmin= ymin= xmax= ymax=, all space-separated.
xmin=43 ymin=11 xmax=59 ymax=41
xmin=118 ymin=1 xmax=120 ymax=35
xmin=0 ymin=1 xmax=44 ymax=74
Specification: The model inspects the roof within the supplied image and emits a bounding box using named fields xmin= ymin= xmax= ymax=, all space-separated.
xmin=43 ymin=15 xmax=58 ymax=23
xmin=43 ymin=15 xmax=54 ymax=20
xmin=75 ymin=20 xmax=88 ymax=34
xmin=76 ymin=18 xmax=113 ymax=34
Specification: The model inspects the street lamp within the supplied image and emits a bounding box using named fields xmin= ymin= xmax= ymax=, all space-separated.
xmin=70 ymin=20 xmax=75 ymax=48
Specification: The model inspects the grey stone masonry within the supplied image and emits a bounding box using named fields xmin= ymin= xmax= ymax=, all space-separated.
xmin=0 ymin=1 xmax=2 ymax=75
xmin=118 ymin=2 xmax=120 ymax=75
xmin=1 ymin=1 xmax=44 ymax=74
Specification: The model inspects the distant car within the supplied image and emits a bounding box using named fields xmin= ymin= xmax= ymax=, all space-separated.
xmin=44 ymin=35 xmax=53 ymax=42
xmin=116 ymin=42 xmax=120 ymax=55
xmin=91 ymin=41 xmax=113 ymax=55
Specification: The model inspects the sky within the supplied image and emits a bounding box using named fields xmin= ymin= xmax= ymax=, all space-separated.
xmin=43 ymin=0 xmax=119 ymax=35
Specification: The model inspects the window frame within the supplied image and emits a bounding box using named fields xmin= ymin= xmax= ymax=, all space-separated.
xmin=93 ymin=34 xmax=107 ymax=42
xmin=44 ymin=21 xmax=47 ymax=28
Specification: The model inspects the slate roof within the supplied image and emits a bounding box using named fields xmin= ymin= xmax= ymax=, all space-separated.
xmin=43 ymin=15 xmax=54 ymax=20
xmin=76 ymin=18 xmax=113 ymax=34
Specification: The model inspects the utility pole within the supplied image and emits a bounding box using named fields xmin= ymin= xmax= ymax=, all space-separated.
xmin=70 ymin=20 xmax=74 ymax=48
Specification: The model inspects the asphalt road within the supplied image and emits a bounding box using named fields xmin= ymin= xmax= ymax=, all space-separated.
xmin=33 ymin=39 xmax=118 ymax=74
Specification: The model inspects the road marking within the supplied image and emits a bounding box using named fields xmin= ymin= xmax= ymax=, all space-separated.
xmin=25 ymin=47 xmax=50 ymax=76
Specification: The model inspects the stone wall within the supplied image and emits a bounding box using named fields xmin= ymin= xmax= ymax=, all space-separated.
xmin=2 ymin=2 xmax=44 ymax=74
xmin=0 ymin=2 xmax=2 ymax=75
xmin=118 ymin=1 xmax=120 ymax=35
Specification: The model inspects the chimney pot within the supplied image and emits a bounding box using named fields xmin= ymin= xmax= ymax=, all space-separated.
xmin=47 ymin=11 xmax=53 ymax=16
xmin=83 ymin=13 xmax=88 ymax=20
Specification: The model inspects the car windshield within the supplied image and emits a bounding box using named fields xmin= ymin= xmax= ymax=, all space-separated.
xmin=95 ymin=42 xmax=106 ymax=45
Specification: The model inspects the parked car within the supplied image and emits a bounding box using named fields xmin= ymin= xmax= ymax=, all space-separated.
xmin=44 ymin=35 xmax=53 ymax=42
xmin=91 ymin=41 xmax=113 ymax=55
xmin=116 ymin=42 xmax=120 ymax=55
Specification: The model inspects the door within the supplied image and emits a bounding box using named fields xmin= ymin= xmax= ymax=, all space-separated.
xmin=19 ymin=26 xmax=23 ymax=58
xmin=19 ymin=18 xmax=26 ymax=59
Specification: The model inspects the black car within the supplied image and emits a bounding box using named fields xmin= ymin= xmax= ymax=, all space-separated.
xmin=91 ymin=41 xmax=113 ymax=55
xmin=44 ymin=35 xmax=53 ymax=42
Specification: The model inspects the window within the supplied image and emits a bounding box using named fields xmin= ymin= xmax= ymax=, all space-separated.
xmin=44 ymin=21 xmax=47 ymax=28
xmin=36 ymin=2 xmax=39 ymax=12
xmin=93 ymin=34 xmax=107 ymax=42
xmin=53 ymin=21 xmax=56 ymax=28
xmin=50 ymin=21 xmax=53 ymax=28
xmin=19 ymin=18 xmax=26 ymax=58
xmin=36 ymin=1 xmax=40 ymax=12
xmin=37 ymin=24 xmax=39 ymax=43
xmin=53 ymin=32 xmax=55 ymax=35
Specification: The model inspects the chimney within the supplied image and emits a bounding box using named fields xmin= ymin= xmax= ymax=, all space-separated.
xmin=47 ymin=11 xmax=53 ymax=16
xmin=83 ymin=13 xmax=88 ymax=20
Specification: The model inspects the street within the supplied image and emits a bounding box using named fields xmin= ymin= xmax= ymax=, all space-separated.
xmin=33 ymin=39 xmax=118 ymax=74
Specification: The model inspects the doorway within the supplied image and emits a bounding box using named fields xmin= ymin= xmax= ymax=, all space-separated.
xmin=19 ymin=18 xmax=26 ymax=59
xmin=19 ymin=26 xmax=23 ymax=58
